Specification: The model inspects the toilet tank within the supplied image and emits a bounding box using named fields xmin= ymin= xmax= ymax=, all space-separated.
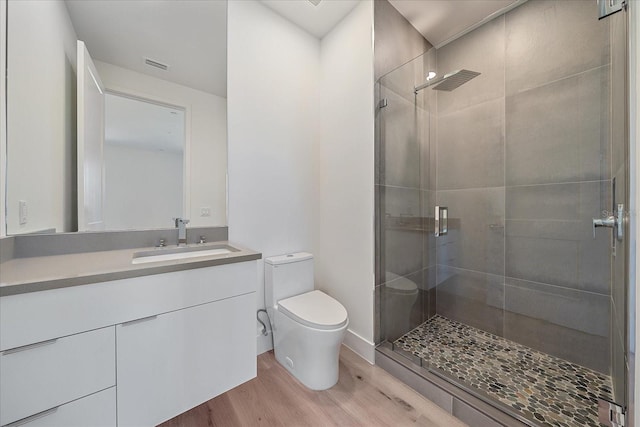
xmin=265 ymin=253 xmax=314 ymax=307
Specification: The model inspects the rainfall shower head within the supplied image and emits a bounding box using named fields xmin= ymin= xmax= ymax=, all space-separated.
xmin=414 ymin=69 xmax=481 ymax=94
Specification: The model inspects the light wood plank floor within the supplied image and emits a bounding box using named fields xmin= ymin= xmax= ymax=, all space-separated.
xmin=159 ymin=346 xmax=467 ymax=427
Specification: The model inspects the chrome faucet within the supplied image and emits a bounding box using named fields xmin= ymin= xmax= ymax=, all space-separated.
xmin=174 ymin=218 xmax=190 ymax=246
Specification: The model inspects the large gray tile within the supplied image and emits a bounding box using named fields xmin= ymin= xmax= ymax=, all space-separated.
xmin=505 ymin=0 xmax=609 ymax=95
xmin=437 ymin=98 xmax=504 ymax=190
xmin=374 ymin=0 xmax=431 ymax=81
xmin=421 ymin=190 xmax=436 ymax=269
xmin=505 ymin=277 xmax=609 ymax=337
xmin=436 ymin=265 xmax=504 ymax=336
xmin=436 ymin=16 xmax=505 ymax=115
xmin=506 ymin=66 xmax=610 ymax=186
xmin=611 ymin=300 xmax=626 ymax=402
xmin=379 ymin=87 xmax=421 ymax=188
xmin=506 ymin=180 xmax=610 ymax=222
xmin=610 ymin=11 xmax=627 ymax=173
xmin=505 ymin=181 xmax=611 ymax=294
xmin=418 ymin=84 xmax=434 ymax=192
xmin=381 ymin=186 xmax=423 ymax=276
xmin=436 ymin=188 xmax=505 ymax=276
xmin=504 ymin=311 xmax=609 ymax=374
xmin=423 ymin=266 xmax=437 ymax=319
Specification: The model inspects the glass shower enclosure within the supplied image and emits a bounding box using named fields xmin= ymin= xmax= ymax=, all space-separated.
xmin=375 ymin=1 xmax=629 ymax=426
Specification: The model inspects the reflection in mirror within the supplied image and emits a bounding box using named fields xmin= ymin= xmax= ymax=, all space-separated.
xmin=4 ymin=0 xmax=227 ymax=235
xmin=104 ymin=94 xmax=185 ymax=231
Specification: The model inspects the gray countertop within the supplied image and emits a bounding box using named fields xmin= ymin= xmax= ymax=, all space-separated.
xmin=0 ymin=241 xmax=261 ymax=297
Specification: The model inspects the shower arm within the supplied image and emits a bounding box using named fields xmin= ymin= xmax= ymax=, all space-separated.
xmin=414 ymin=76 xmax=445 ymax=94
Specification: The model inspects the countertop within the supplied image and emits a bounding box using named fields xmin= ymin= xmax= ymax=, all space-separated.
xmin=0 ymin=241 xmax=261 ymax=297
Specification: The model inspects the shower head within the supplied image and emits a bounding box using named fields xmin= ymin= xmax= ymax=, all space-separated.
xmin=414 ymin=69 xmax=481 ymax=94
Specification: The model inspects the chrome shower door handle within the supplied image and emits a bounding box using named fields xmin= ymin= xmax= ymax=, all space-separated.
xmin=592 ymin=216 xmax=615 ymax=238
xmin=592 ymin=204 xmax=624 ymax=240
xmin=435 ymin=206 xmax=448 ymax=237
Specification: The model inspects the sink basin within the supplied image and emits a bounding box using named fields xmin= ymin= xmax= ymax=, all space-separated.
xmin=132 ymin=244 xmax=239 ymax=264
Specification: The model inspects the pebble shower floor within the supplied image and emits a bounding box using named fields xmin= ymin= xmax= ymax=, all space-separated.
xmin=394 ymin=315 xmax=614 ymax=427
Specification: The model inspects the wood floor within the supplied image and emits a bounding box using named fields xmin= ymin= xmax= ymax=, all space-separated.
xmin=159 ymin=346 xmax=466 ymax=427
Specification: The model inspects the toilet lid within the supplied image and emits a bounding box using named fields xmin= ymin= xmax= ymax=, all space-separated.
xmin=278 ymin=290 xmax=348 ymax=330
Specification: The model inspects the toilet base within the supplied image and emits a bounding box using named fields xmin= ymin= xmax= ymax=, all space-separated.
xmin=272 ymin=309 xmax=348 ymax=390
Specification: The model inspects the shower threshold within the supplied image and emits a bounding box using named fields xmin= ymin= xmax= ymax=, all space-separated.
xmin=392 ymin=315 xmax=613 ymax=427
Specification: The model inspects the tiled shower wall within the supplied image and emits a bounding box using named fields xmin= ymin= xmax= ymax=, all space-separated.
xmin=434 ymin=0 xmax=612 ymax=374
xmin=377 ymin=0 xmax=619 ymax=376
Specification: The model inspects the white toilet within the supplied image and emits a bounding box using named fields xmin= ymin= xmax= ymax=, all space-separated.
xmin=265 ymin=252 xmax=348 ymax=390
xmin=383 ymin=271 xmax=419 ymax=340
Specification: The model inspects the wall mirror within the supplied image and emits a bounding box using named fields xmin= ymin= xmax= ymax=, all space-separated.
xmin=3 ymin=0 xmax=227 ymax=234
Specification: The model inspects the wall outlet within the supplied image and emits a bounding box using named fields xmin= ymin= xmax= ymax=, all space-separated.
xmin=19 ymin=200 xmax=28 ymax=225
xmin=200 ymin=207 xmax=211 ymax=217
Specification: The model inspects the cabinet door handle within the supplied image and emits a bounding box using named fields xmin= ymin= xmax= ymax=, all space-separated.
xmin=1 ymin=338 xmax=58 ymax=356
xmin=5 ymin=407 xmax=59 ymax=426
xmin=121 ymin=315 xmax=158 ymax=327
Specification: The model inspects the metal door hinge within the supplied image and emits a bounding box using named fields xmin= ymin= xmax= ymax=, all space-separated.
xmin=378 ymin=98 xmax=388 ymax=109
xmin=599 ymin=399 xmax=625 ymax=427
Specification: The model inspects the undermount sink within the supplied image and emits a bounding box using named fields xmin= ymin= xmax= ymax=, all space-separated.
xmin=132 ymin=244 xmax=239 ymax=264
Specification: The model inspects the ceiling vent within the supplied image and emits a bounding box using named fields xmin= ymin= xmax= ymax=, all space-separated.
xmin=308 ymin=0 xmax=321 ymax=6
xmin=144 ymin=57 xmax=169 ymax=71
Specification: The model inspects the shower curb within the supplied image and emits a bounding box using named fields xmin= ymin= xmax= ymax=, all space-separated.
xmin=375 ymin=345 xmax=535 ymax=427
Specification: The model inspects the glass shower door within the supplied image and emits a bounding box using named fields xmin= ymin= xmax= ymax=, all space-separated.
xmin=375 ymin=1 xmax=630 ymax=425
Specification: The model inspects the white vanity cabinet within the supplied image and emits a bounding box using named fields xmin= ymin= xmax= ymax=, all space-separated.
xmin=0 ymin=261 xmax=257 ymax=427
xmin=116 ymin=293 xmax=255 ymax=426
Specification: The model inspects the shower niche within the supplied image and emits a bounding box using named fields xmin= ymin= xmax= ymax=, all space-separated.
xmin=375 ymin=1 xmax=629 ymax=426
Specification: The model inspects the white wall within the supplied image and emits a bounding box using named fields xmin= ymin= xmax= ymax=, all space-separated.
xmin=315 ymin=1 xmax=376 ymax=361
xmin=228 ymin=0 xmax=376 ymax=361
xmin=104 ymin=144 xmax=183 ymax=230
xmin=94 ymin=61 xmax=227 ymax=228
xmin=0 ymin=0 xmax=7 ymax=237
xmin=5 ymin=0 xmax=77 ymax=234
xmin=227 ymin=0 xmax=320 ymax=353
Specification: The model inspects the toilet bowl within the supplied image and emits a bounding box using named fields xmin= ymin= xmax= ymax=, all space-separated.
xmin=265 ymin=253 xmax=348 ymax=390
xmin=383 ymin=271 xmax=419 ymax=341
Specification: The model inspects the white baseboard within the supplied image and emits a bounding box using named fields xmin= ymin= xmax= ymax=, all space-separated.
xmin=343 ymin=329 xmax=375 ymax=364
xmin=257 ymin=331 xmax=273 ymax=355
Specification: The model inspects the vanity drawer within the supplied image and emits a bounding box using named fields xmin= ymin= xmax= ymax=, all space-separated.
xmin=0 ymin=327 xmax=115 ymax=426
xmin=1 ymin=387 xmax=116 ymax=427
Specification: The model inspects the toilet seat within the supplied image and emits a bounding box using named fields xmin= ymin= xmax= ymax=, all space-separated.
xmin=278 ymin=290 xmax=348 ymax=330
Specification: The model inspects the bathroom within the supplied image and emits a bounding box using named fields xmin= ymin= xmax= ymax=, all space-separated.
xmin=0 ymin=0 xmax=638 ymax=426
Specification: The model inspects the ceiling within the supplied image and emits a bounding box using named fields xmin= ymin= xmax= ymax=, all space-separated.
xmin=261 ymin=0 xmax=360 ymax=38
xmin=105 ymin=93 xmax=185 ymax=153
xmin=65 ymin=0 xmax=227 ymax=98
xmin=389 ymin=0 xmax=521 ymax=47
